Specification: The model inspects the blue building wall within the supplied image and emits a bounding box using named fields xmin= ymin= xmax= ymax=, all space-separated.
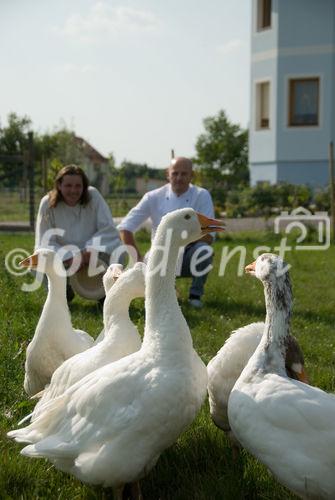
xmin=249 ymin=0 xmax=278 ymax=183
xmin=249 ymin=59 xmax=277 ymax=163
xmin=249 ymin=0 xmax=335 ymax=187
xmin=277 ymin=161 xmax=328 ymax=185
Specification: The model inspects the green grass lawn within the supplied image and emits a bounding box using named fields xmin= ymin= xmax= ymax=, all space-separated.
xmin=0 ymin=231 xmax=334 ymax=499
xmin=0 ymin=191 xmax=141 ymax=222
xmin=0 ymin=192 xmax=32 ymax=222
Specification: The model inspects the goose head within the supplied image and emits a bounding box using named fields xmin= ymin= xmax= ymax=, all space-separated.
xmin=104 ymin=262 xmax=146 ymax=298
xmin=156 ymin=208 xmax=225 ymax=247
xmin=20 ymin=248 xmax=66 ymax=277
xmin=122 ymin=262 xmax=146 ymax=297
xmin=245 ymin=253 xmax=292 ymax=316
xmin=103 ymin=264 xmax=124 ymax=293
xmin=245 ymin=253 xmax=289 ymax=285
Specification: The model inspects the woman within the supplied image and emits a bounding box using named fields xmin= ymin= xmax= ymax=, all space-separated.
xmin=35 ymin=164 xmax=122 ymax=301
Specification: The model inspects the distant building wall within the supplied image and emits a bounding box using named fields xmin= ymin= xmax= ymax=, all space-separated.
xmin=135 ymin=178 xmax=166 ymax=194
xmin=74 ymin=136 xmax=110 ymax=196
xmin=249 ymin=0 xmax=335 ymax=186
xmin=277 ymin=161 xmax=328 ymax=185
xmin=250 ymin=163 xmax=277 ymax=185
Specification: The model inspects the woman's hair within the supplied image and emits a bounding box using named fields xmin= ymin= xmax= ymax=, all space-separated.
xmin=49 ymin=164 xmax=90 ymax=208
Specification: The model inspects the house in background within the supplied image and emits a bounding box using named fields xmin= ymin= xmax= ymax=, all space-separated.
xmin=249 ymin=0 xmax=334 ymax=186
xmin=74 ymin=136 xmax=110 ymax=196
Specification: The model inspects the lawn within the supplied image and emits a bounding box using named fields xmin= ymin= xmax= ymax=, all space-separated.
xmin=0 ymin=191 xmax=140 ymax=222
xmin=0 ymin=230 xmax=334 ymax=499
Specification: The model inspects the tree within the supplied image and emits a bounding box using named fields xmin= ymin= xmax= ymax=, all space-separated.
xmin=0 ymin=113 xmax=86 ymax=190
xmin=35 ymin=128 xmax=85 ymax=190
xmin=111 ymin=160 xmax=165 ymax=194
xmin=0 ymin=112 xmax=32 ymax=155
xmin=0 ymin=113 xmax=32 ymax=188
xmin=194 ymin=110 xmax=249 ymax=199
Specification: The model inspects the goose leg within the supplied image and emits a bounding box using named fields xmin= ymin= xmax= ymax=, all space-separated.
xmin=130 ymin=481 xmax=143 ymax=500
xmin=231 ymin=443 xmax=240 ymax=461
xmin=114 ymin=486 xmax=124 ymax=500
xmin=121 ymin=482 xmax=143 ymax=500
xmin=228 ymin=433 xmax=241 ymax=462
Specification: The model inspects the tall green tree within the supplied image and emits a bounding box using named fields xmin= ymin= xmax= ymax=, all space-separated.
xmin=0 ymin=112 xmax=32 ymax=155
xmin=194 ymin=110 xmax=249 ymax=199
xmin=0 ymin=113 xmax=82 ymax=190
xmin=0 ymin=113 xmax=32 ymax=188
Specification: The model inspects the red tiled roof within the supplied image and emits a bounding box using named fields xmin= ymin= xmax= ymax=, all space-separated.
xmin=74 ymin=136 xmax=108 ymax=164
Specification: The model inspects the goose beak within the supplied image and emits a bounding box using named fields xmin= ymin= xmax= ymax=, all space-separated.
xmin=20 ymin=254 xmax=39 ymax=268
xmin=111 ymin=269 xmax=123 ymax=281
xmin=245 ymin=261 xmax=256 ymax=275
xmin=196 ymin=213 xmax=225 ymax=234
xmin=107 ymin=264 xmax=124 ymax=281
xmin=296 ymin=366 xmax=309 ymax=384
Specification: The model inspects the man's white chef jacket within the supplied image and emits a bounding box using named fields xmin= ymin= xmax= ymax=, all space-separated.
xmin=117 ymin=183 xmax=215 ymax=240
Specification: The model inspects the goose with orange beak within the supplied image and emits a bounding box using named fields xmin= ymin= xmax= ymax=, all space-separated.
xmin=225 ymin=253 xmax=335 ymax=499
xmin=29 ymin=262 xmax=145 ymax=423
xmin=244 ymin=259 xmax=308 ymax=384
xmin=208 ymin=254 xmax=308 ymax=459
xmin=19 ymin=248 xmax=94 ymax=397
xmin=8 ymin=208 xmax=224 ymax=499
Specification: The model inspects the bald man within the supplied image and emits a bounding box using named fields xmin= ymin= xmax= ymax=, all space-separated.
xmin=117 ymin=157 xmax=215 ymax=308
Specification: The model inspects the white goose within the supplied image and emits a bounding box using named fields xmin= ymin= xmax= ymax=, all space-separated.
xmin=207 ymin=321 xmax=307 ymax=449
xmin=93 ymin=262 xmax=132 ymax=346
xmin=88 ymin=262 xmax=124 ymax=346
xmin=30 ymin=262 xmax=144 ymax=420
xmin=8 ymin=208 xmax=224 ymax=497
xmin=228 ymin=253 xmax=335 ymax=499
xmin=21 ymin=249 xmax=94 ymax=397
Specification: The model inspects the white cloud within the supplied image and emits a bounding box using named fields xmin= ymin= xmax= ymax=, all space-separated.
xmin=53 ymin=2 xmax=159 ymax=44
xmin=217 ymin=39 xmax=245 ymax=55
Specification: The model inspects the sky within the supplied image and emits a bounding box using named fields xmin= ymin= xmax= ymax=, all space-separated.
xmin=0 ymin=0 xmax=251 ymax=168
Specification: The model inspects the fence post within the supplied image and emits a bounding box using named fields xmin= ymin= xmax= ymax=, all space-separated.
xmin=28 ymin=132 xmax=35 ymax=231
xmin=42 ymin=154 xmax=48 ymax=193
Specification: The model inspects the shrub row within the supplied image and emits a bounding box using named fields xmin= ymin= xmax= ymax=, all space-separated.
xmin=213 ymin=183 xmax=330 ymax=217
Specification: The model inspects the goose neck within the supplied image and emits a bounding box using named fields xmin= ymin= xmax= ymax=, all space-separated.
xmin=104 ymin=302 xmax=132 ymax=331
xmin=104 ymin=280 xmax=140 ymax=325
xmin=46 ymin=271 xmax=68 ymax=305
xmin=146 ymin=231 xmax=181 ymax=320
xmin=258 ymin=279 xmax=292 ymax=372
xmin=37 ymin=271 xmax=73 ymax=336
xmin=144 ymin=227 xmax=190 ymax=349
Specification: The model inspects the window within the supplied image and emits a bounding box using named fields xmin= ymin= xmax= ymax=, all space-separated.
xmin=288 ymin=78 xmax=319 ymax=127
xmin=256 ymin=81 xmax=270 ymax=130
xmin=257 ymin=0 xmax=272 ymax=30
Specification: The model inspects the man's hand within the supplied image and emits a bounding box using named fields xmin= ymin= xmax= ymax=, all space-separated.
xmin=63 ymin=251 xmax=91 ymax=272
xmin=119 ymin=230 xmax=143 ymax=262
xmin=79 ymin=250 xmax=91 ymax=269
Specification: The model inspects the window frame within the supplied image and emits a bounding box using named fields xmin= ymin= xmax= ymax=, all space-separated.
xmin=255 ymin=79 xmax=271 ymax=131
xmin=288 ymin=77 xmax=320 ymax=128
xmin=256 ymin=0 xmax=272 ymax=31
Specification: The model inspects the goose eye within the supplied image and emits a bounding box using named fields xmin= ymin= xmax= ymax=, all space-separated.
xmin=184 ymin=214 xmax=191 ymax=220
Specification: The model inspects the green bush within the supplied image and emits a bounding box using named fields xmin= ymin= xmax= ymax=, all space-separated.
xmin=223 ymin=182 xmax=329 ymax=217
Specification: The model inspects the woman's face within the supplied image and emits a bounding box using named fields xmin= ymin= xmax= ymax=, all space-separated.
xmin=58 ymin=174 xmax=84 ymax=206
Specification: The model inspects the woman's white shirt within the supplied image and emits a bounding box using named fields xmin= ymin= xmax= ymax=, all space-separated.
xmin=35 ymin=187 xmax=121 ymax=259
